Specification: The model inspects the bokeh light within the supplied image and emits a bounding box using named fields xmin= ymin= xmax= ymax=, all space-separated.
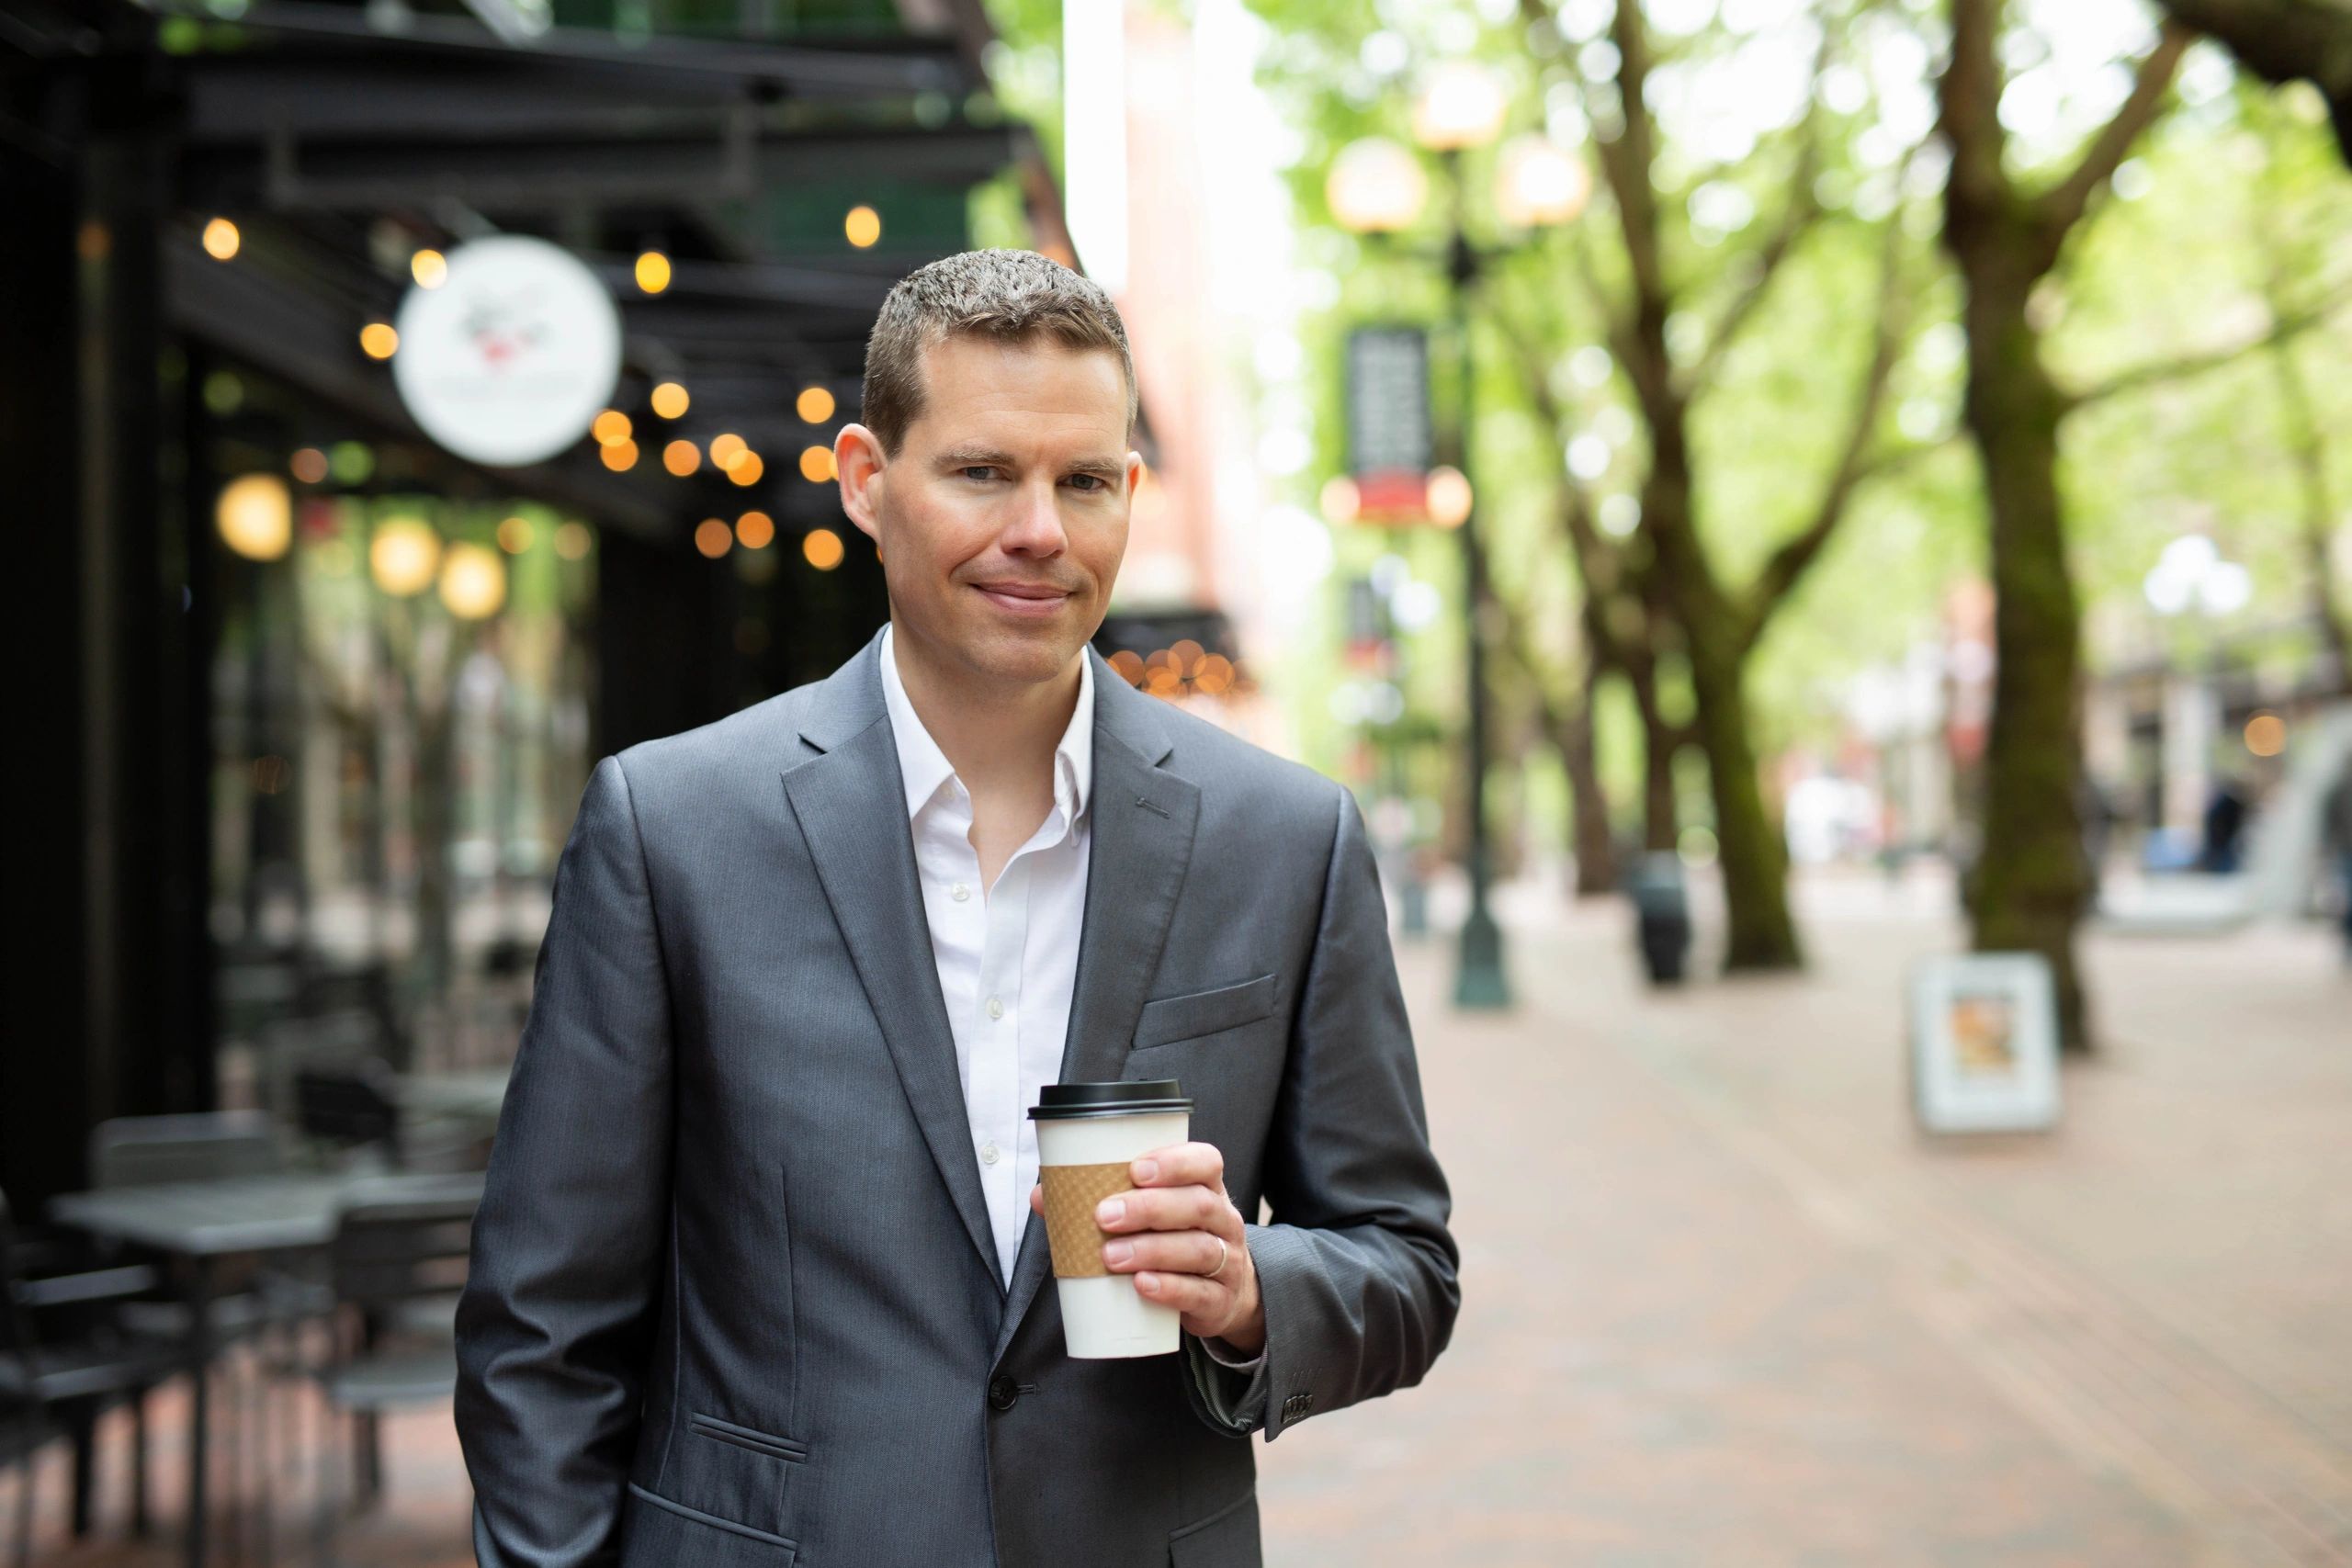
xmin=635 ymin=250 xmax=672 ymax=294
xmin=437 ymin=541 xmax=507 ymax=619
xmin=797 ymin=386 xmax=836 ymax=423
xmin=592 ymin=410 xmax=632 ymax=446
xmin=662 ymin=439 xmax=701 ymax=477
xmin=802 ymin=527 xmax=845 ymax=570
xmin=201 ymin=218 xmax=240 ymax=261
xmin=600 ymin=440 xmax=639 ymax=472
xmin=216 ymin=474 xmax=292 ymax=561
xmin=799 ymin=445 xmax=836 ymax=483
xmin=844 ymin=206 xmax=882 ymax=248
xmin=288 ymin=448 xmax=329 ymax=485
xmin=496 ymin=515 xmax=534 ymax=554
xmin=369 ymin=517 xmax=441 ymax=596
xmin=359 ymin=322 xmax=399 ymax=360
xmin=736 ymin=511 xmax=775 ymax=549
xmin=1426 ymin=466 xmax=1474 ymax=528
xmin=2245 ymin=713 xmax=2287 ymax=757
xmin=411 ymin=249 xmax=448 ymax=289
xmin=553 ymin=521 xmax=593 ymax=561
xmin=650 ymin=381 xmax=690 ymax=419
xmin=694 ymin=519 xmax=732 ymax=558
xmin=729 ymin=452 xmax=764 ymax=486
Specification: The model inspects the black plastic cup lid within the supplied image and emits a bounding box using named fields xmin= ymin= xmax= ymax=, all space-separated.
xmin=1028 ymin=1080 xmax=1192 ymax=1121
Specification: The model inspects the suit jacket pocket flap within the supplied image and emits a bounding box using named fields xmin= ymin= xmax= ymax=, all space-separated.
xmin=1134 ymin=974 xmax=1276 ymax=1049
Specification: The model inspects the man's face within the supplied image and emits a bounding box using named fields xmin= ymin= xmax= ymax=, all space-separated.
xmin=837 ymin=333 xmax=1138 ymax=689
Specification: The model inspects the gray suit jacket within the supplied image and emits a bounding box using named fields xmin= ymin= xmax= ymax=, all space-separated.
xmin=454 ymin=630 xmax=1458 ymax=1568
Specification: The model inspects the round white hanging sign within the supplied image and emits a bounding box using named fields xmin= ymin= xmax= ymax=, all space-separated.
xmin=391 ymin=235 xmax=622 ymax=468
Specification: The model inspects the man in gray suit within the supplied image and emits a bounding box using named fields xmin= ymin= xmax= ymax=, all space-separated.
xmin=455 ymin=250 xmax=1459 ymax=1567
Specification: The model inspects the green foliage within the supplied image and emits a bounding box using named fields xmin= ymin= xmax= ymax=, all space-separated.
xmin=1248 ymin=0 xmax=2350 ymax=791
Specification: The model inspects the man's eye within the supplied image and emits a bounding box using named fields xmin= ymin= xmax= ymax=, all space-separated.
xmin=959 ymin=467 xmax=997 ymax=481
xmin=1067 ymin=475 xmax=1106 ymax=492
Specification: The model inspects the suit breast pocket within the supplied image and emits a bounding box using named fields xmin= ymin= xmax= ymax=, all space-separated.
xmin=1132 ymin=974 xmax=1278 ymax=1050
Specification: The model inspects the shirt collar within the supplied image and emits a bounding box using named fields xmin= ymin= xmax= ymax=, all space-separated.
xmin=877 ymin=622 xmax=1094 ymax=829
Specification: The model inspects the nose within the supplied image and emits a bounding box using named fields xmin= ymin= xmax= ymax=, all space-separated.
xmin=999 ymin=473 xmax=1069 ymax=558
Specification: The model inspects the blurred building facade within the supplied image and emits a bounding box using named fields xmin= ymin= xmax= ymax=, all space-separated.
xmin=1 ymin=0 xmax=1067 ymax=1203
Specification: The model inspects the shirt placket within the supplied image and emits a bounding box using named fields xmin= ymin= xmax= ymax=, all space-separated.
xmin=972 ymin=852 xmax=1032 ymax=1283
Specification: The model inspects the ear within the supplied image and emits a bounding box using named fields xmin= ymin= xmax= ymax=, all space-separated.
xmin=1125 ymin=449 xmax=1145 ymax=501
xmin=835 ymin=423 xmax=888 ymax=544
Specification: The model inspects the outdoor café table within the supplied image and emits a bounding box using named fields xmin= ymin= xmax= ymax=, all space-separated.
xmin=45 ymin=1170 xmax=477 ymax=1568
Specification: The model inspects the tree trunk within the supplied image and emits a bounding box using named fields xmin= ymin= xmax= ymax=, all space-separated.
xmin=1954 ymin=264 xmax=2093 ymax=1049
xmin=1625 ymin=653 xmax=1680 ymax=853
xmin=1685 ymin=601 xmax=1803 ymax=969
xmin=1560 ymin=660 xmax=1618 ymax=896
xmin=1645 ymin=421 xmax=1804 ymax=969
xmin=2272 ymin=336 xmax=2352 ymax=693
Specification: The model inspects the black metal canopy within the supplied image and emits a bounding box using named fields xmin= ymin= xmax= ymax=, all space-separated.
xmin=6 ymin=0 xmax=1062 ymax=541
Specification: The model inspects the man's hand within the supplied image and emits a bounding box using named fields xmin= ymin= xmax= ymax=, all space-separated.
xmin=1027 ymin=1140 xmax=1264 ymax=1355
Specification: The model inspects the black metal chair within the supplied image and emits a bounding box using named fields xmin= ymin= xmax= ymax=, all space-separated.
xmin=2 ymin=1193 xmax=178 ymax=1567
xmin=86 ymin=1111 xmax=327 ymax=1551
xmin=294 ymin=1058 xmax=404 ymax=1166
xmin=310 ymin=1179 xmax=480 ymax=1563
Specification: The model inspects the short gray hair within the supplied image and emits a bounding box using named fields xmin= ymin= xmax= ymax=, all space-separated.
xmin=861 ymin=250 xmax=1137 ymax=454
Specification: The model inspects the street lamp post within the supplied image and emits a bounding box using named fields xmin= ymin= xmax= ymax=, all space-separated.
xmin=1438 ymin=145 xmax=1510 ymax=1009
xmin=1330 ymin=65 xmax=1588 ymax=1010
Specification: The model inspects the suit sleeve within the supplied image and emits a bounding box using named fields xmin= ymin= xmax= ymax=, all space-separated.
xmin=455 ymin=756 xmax=675 ymax=1565
xmin=1190 ymin=786 xmax=1460 ymax=1440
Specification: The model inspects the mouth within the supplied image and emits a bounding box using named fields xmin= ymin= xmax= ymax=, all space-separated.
xmin=971 ymin=582 xmax=1072 ymax=616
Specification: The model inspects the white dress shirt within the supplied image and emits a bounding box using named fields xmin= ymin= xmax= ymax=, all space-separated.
xmin=879 ymin=624 xmax=1094 ymax=1288
xmin=878 ymin=627 xmax=1265 ymax=1384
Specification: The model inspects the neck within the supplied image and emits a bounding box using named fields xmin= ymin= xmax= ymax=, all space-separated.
xmin=888 ymin=620 xmax=1081 ymax=792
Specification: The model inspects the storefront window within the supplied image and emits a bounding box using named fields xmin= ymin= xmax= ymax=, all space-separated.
xmin=210 ymin=476 xmax=598 ymax=1109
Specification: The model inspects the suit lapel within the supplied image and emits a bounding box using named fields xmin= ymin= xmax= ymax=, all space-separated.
xmin=781 ymin=636 xmax=1001 ymax=1293
xmin=993 ymin=662 xmax=1201 ymax=1362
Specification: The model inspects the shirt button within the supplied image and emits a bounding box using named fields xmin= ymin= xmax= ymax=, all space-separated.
xmin=979 ymin=1140 xmax=1001 ymax=1166
xmin=951 ymin=884 xmax=971 ymax=902
xmin=986 ymin=996 xmax=1004 ymax=1021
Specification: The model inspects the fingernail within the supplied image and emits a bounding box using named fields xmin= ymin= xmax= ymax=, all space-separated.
xmin=1136 ymin=1271 xmax=1159 ymax=1295
xmin=1103 ymin=1240 xmax=1134 ymax=1267
xmin=1096 ymin=1198 xmax=1125 ymax=1226
xmin=1133 ymin=1158 xmax=1159 ymax=1182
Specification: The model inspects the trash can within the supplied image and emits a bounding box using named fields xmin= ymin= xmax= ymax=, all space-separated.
xmin=1627 ymin=852 xmax=1690 ymax=986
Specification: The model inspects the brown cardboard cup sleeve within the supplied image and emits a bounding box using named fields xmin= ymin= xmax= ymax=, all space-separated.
xmin=1039 ymin=1162 xmax=1137 ymax=1280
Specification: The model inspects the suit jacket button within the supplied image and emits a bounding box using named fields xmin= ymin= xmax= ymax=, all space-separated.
xmin=988 ymin=1375 xmax=1020 ymax=1412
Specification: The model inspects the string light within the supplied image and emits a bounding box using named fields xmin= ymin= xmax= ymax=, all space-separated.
xmin=844 ymin=207 xmax=882 ymax=248
xmin=636 ymin=250 xmax=672 ymax=294
xmin=201 ymin=218 xmax=240 ymax=261
xmin=799 ymin=446 xmax=836 ymax=483
xmin=735 ymin=511 xmax=775 ymax=549
xmin=663 ymin=439 xmax=701 ymax=477
xmin=359 ymin=322 xmax=399 ymax=360
xmin=650 ymin=381 xmax=690 ymax=419
xmin=592 ymin=410 xmax=632 ymax=446
xmin=797 ymin=386 xmax=836 ymax=423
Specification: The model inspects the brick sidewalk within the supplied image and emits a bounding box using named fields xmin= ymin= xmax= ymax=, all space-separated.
xmin=15 ymin=872 xmax=2345 ymax=1566
xmin=1255 ymin=869 xmax=2350 ymax=1568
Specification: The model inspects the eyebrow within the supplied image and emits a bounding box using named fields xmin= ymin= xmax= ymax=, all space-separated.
xmin=935 ymin=446 xmax=1125 ymax=482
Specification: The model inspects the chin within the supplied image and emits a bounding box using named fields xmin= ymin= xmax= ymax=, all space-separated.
xmin=959 ymin=624 xmax=1088 ymax=685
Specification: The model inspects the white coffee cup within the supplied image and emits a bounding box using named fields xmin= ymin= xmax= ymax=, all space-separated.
xmin=1029 ymin=1080 xmax=1193 ymax=1358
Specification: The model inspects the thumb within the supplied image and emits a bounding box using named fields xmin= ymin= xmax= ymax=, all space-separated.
xmin=1027 ymin=1183 xmax=1044 ymax=1214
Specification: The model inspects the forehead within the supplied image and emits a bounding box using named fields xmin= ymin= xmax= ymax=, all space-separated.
xmin=899 ymin=333 xmax=1131 ymax=454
